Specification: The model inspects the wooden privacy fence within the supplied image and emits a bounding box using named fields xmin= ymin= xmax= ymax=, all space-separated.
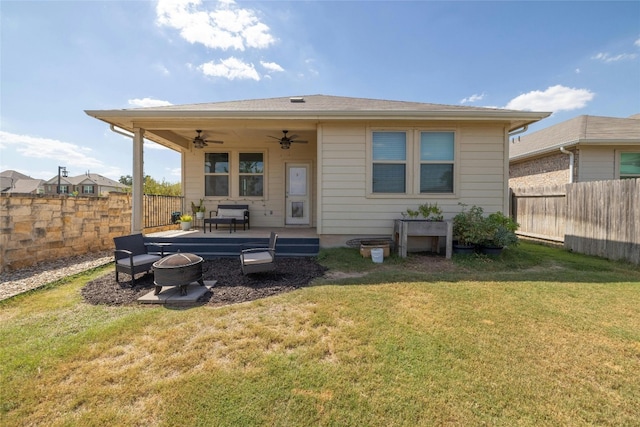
xmin=511 ymin=179 xmax=640 ymax=265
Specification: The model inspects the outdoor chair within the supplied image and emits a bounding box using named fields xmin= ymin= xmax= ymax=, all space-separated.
xmin=240 ymin=231 xmax=278 ymax=275
xmin=113 ymin=233 xmax=164 ymax=285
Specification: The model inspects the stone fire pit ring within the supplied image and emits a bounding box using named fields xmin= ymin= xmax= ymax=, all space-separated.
xmin=153 ymin=253 xmax=205 ymax=296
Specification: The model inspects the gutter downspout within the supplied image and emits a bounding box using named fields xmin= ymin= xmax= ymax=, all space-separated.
xmin=508 ymin=124 xmax=528 ymax=137
xmin=109 ymin=124 xmax=134 ymax=139
xmin=560 ymin=146 xmax=574 ymax=183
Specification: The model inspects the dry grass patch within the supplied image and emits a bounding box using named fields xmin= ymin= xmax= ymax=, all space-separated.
xmin=2 ymin=243 xmax=640 ymax=426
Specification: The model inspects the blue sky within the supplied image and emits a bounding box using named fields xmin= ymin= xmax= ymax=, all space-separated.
xmin=1 ymin=0 xmax=639 ymax=182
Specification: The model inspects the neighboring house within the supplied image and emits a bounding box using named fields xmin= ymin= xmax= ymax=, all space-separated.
xmin=0 ymin=170 xmax=45 ymax=194
xmin=86 ymin=95 xmax=549 ymax=244
xmin=509 ymin=114 xmax=640 ymax=187
xmin=1 ymin=170 xmax=124 ymax=196
xmin=43 ymin=173 xmax=126 ymax=196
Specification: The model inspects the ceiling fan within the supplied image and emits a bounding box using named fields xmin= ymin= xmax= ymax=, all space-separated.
xmin=192 ymin=129 xmax=223 ymax=149
xmin=268 ymin=130 xmax=307 ymax=149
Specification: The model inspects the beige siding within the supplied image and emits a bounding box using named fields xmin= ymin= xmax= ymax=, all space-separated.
xmin=183 ymin=138 xmax=317 ymax=228
xmin=318 ymin=122 xmax=509 ymax=236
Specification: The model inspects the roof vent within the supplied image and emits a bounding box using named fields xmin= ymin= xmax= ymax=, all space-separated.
xmin=289 ymin=97 xmax=305 ymax=103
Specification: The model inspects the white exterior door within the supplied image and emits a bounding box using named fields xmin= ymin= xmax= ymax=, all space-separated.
xmin=286 ymin=163 xmax=310 ymax=225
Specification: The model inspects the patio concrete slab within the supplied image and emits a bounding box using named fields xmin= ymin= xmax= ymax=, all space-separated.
xmin=138 ymin=280 xmax=216 ymax=304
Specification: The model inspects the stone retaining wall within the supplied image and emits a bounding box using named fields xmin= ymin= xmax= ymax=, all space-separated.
xmin=0 ymin=193 xmax=132 ymax=273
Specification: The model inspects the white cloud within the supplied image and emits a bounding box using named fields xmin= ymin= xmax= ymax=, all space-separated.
xmin=260 ymin=61 xmax=284 ymax=73
xmin=591 ymin=52 xmax=638 ymax=62
xmin=156 ymin=0 xmax=275 ymax=51
xmin=505 ymin=85 xmax=595 ymax=112
xmin=635 ymin=38 xmax=640 ymax=47
xmin=0 ymin=131 xmax=106 ymax=170
xmin=460 ymin=93 xmax=485 ymax=104
xmin=128 ymin=98 xmax=173 ymax=108
xmin=198 ymin=57 xmax=260 ymax=80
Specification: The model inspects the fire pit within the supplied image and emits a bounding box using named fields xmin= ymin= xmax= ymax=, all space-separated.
xmin=153 ymin=253 xmax=204 ymax=296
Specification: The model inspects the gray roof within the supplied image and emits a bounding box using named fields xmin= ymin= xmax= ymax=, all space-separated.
xmin=129 ymin=94 xmax=513 ymax=113
xmin=45 ymin=173 xmax=125 ymax=188
xmin=86 ymin=94 xmax=551 ymax=134
xmin=510 ymin=114 xmax=640 ymax=160
xmin=5 ymin=179 xmax=45 ymax=194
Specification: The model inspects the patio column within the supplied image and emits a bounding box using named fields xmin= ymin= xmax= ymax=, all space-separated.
xmin=132 ymin=128 xmax=144 ymax=234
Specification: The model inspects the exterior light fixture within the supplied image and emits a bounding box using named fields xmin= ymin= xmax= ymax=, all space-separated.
xmin=57 ymin=166 xmax=68 ymax=194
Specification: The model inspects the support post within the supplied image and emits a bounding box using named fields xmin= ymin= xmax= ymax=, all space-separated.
xmin=132 ymin=128 xmax=144 ymax=234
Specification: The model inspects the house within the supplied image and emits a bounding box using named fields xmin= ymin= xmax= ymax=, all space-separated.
xmin=42 ymin=172 xmax=126 ymax=196
xmin=85 ymin=95 xmax=549 ymax=246
xmin=0 ymin=170 xmax=45 ymax=194
xmin=509 ymin=114 xmax=640 ymax=187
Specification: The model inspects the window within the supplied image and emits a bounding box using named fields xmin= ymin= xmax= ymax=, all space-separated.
xmin=620 ymin=152 xmax=640 ymax=179
xmin=205 ymin=153 xmax=229 ymax=197
xmin=372 ymin=132 xmax=406 ymax=193
xmin=204 ymin=152 xmax=266 ymax=198
xmin=82 ymin=185 xmax=94 ymax=194
xmin=369 ymin=129 xmax=456 ymax=196
xmin=239 ymin=153 xmax=264 ymax=197
xmin=420 ymin=132 xmax=454 ymax=193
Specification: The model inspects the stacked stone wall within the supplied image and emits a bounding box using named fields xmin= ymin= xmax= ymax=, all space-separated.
xmin=0 ymin=193 xmax=132 ymax=273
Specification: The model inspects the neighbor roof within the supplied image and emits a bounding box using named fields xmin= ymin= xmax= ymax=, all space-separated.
xmin=86 ymin=94 xmax=550 ymax=133
xmin=510 ymin=114 xmax=640 ymax=161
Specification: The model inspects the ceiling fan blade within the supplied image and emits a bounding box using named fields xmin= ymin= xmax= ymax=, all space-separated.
xmin=267 ymin=135 xmax=282 ymax=140
xmin=205 ymin=139 xmax=224 ymax=144
xmin=287 ymin=134 xmax=300 ymax=140
xmin=291 ymin=139 xmax=308 ymax=143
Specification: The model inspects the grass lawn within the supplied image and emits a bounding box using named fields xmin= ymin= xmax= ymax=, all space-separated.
xmin=1 ymin=242 xmax=639 ymax=426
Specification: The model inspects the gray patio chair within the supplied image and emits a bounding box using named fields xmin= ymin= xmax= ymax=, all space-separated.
xmin=113 ymin=233 xmax=164 ymax=285
xmin=240 ymin=232 xmax=278 ymax=275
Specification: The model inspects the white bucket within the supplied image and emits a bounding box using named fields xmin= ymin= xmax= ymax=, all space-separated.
xmin=371 ymin=248 xmax=384 ymax=263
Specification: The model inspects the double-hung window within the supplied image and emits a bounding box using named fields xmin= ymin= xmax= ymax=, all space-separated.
xmin=239 ymin=153 xmax=264 ymax=197
xmin=372 ymin=132 xmax=406 ymax=193
xmin=370 ymin=129 xmax=455 ymax=195
xmin=620 ymin=152 xmax=640 ymax=179
xmin=205 ymin=152 xmax=265 ymax=198
xmin=420 ymin=132 xmax=454 ymax=193
xmin=204 ymin=153 xmax=229 ymax=197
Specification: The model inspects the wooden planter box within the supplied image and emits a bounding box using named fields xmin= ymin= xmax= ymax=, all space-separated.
xmin=394 ymin=219 xmax=453 ymax=259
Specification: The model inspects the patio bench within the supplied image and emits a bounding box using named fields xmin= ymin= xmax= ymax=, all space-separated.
xmin=204 ymin=204 xmax=250 ymax=233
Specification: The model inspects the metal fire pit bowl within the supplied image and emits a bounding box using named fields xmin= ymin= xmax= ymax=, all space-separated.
xmin=153 ymin=253 xmax=204 ymax=296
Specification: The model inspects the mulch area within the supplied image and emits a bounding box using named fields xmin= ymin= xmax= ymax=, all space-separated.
xmin=81 ymin=257 xmax=328 ymax=307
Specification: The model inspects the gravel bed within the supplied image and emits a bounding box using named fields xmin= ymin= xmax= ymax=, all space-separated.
xmin=0 ymin=252 xmax=113 ymax=301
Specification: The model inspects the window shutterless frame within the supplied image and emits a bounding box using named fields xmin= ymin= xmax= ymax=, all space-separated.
xmin=367 ymin=128 xmax=458 ymax=197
